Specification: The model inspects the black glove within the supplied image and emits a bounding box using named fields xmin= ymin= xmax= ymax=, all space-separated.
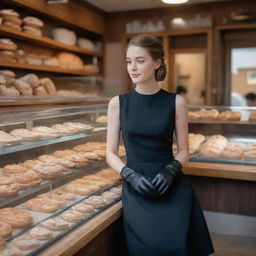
xmin=120 ymin=166 xmax=155 ymax=197
xmin=152 ymin=159 xmax=182 ymax=196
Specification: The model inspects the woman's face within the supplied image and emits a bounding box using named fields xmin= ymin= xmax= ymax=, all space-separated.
xmin=126 ymin=45 xmax=160 ymax=85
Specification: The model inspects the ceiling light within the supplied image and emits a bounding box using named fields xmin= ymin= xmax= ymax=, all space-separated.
xmin=162 ymin=0 xmax=189 ymax=4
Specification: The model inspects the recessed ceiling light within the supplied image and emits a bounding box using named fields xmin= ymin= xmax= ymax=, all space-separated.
xmin=162 ymin=0 xmax=189 ymax=4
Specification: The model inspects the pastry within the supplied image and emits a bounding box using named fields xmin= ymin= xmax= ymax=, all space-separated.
xmin=40 ymin=77 xmax=56 ymax=95
xmin=0 ymin=208 xmax=33 ymax=228
xmin=63 ymin=122 xmax=94 ymax=132
xmin=22 ymin=16 xmax=43 ymax=29
xmin=9 ymin=170 xmax=41 ymax=189
xmin=72 ymin=203 xmax=95 ymax=213
xmin=93 ymin=149 xmax=106 ymax=158
xmin=41 ymin=217 xmax=69 ymax=231
xmin=243 ymin=150 xmax=256 ymax=160
xmin=0 ymin=70 xmax=15 ymax=86
xmin=14 ymin=79 xmax=33 ymax=96
xmin=0 ymin=9 xmax=19 ymax=18
xmin=22 ymin=159 xmax=43 ymax=169
xmin=0 ymin=133 xmax=22 ymax=145
xmin=37 ymin=193 xmax=66 ymax=207
xmin=25 ymin=54 xmax=43 ymax=65
xmin=0 ymin=220 xmax=12 ymax=238
xmin=52 ymin=28 xmax=76 ymax=46
xmin=52 ymin=191 xmax=76 ymax=201
xmin=32 ymin=163 xmax=64 ymax=179
xmin=249 ymin=111 xmax=256 ymax=122
xmin=51 ymin=124 xmax=78 ymax=135
xmin=10 ymin=129 xmax=40 ymax=141
xmin=13 ymin=234 xmax=40 ymax=250
xmin=2 ymin=165 xmax=28 ymax=176
xmin=0 ymin=85 xmax=20 ymax=97
xmin=64 ymin=183 xmax=92 ymax=195
xmin=109 ymin=186 xmax=122 ymax=196
xmin=32 ymin=126 xmax=60 ymax=139
xmin=55 ymin=52 xmax=84 ymax=70
xmin=77 ymin=38 xmax=95 ymax=51
xmin=61 ymin=210 xmax=83 ymax=222
xmin=0 ymin=247 xmax=23 ymax=256
xmin=84 ymin=196 xmax=107 ymax=208
xmin=0 ymin=39 xmax=17 ymax=51
xmin=38 ymin=155 xmax=75 ymax=169
xmin=23 ymin=25 xmax=42 ymax=36
xmin=2 ymin=15 xmax=22 ymax=26
xmin=0 ymin=50 xmax=16 ymax=60
xmin=34 ymin=85 xmax=48 ymax=96
xmin=0 ymin=183 xmax=20 ymax=197
xmin=26 ymin=198 xmax=60 ymax=213
xmin=199 ymin=108 xmax=219 ymax=120
xmin=95 ymin=115 xmax=107 ymax=124
xmin=3 ymin=21 xmax=22 ymax=31
xmin=30 ymin=226 xmax=53 ymax=240
xmin=20 ymin=73 xmax=40 ymax=88
xmin=100 ymin=191 xmax=119 ymax=200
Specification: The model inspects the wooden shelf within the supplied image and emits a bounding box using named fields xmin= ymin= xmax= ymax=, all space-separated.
xmin=0 ymin=25 xmax=103 ymax=57
xmin=0 ymin=60 xmax=101 ymax=76
xmin=168 ymin=28 xmax=210 ymax=36
xmin=217 ymin=23 xmax=256 ymax=31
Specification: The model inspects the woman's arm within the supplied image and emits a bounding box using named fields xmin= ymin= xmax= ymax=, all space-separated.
xmin=106 ymin=96 xmax=126 ymax=174
xmin=174 ymin=95 xmax=189 ymax=166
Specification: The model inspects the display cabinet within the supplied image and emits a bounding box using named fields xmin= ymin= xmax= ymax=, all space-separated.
xmin=0 ymin=104 xmax=124 ymax=256
xmin=186 ymin=105 xmax=256 ymax=165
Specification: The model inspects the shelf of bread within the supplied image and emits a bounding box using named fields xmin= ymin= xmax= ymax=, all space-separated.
xmin=0 ymin=167 xmax=122 ymax=256
xmin=0 ymin=25 xmax=103 ymax=57
xmin=0 ymin=60 xmax=101 ymax=76
xmin=188 ymin=106 xmax=256 ymax=123
xmin=0 ymin=129 xmax=107 ymax=156
xmin=173 ymin=133 xmax=256 ymax=165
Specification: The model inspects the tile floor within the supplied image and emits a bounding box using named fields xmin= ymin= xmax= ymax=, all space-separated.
xmin=211 ymin=233 xmax=256 ymax=256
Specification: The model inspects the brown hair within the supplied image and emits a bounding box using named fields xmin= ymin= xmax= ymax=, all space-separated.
xmin=128 ymin=34 xmax=167 ymax=81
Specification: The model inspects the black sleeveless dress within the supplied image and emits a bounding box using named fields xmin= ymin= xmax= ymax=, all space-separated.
xmin=119 ymin=88 xmax=214 ymax=256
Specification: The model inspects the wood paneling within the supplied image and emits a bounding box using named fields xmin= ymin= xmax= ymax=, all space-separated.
xmin=6 ymin=0 xmax=106 ymax=35
xmin=187 ymin=176 xmax=256 ymax=216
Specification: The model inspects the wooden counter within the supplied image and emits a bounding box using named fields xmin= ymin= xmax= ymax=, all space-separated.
xmin=38 ymin=201 xmax=122 ymax=256
xmin=183 ymin=161 xmax=256 ymax=181
xmin=38 ymin=161 xmax=255 ymax=256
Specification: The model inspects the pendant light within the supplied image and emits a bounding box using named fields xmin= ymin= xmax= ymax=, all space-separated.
xmin=162 ymin=0 xmax=189 ymax=4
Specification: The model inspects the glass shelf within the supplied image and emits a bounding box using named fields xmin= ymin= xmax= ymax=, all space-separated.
xmin=0 ymin=129 xmax=107 ymax=156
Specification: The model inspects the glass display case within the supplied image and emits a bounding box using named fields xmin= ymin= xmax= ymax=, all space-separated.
xmin=0 ymin=104 xmax=124 ymax=256
xmin=186 ymin=105 xmax=256 ymax=165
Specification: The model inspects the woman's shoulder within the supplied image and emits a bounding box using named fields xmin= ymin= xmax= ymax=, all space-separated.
xmin=108 ymin=95 xmax=119 ymax=108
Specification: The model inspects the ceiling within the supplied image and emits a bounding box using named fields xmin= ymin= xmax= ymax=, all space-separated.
xmin=84 ymin=0 xmax=231 ymax=13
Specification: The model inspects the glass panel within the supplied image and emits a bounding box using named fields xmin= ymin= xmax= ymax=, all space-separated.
xmin=231 ymin=47 xmax=256 ymax=106
xmin=174 ymin=52 xmax=205 ymax=105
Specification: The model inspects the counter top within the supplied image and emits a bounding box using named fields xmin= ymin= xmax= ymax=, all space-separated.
xmin=184 ymin=161 xmax=256 ymax=181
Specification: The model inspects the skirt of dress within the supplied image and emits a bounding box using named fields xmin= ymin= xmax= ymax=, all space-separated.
xmin=122 ymin=161 xmax=214 ymax=256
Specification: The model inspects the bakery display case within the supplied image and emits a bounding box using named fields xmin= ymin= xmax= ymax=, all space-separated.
xmin=0 ymin=104 xmax=125 ymax=256
xmin=186 ymin=105 xmax=256 ymax=165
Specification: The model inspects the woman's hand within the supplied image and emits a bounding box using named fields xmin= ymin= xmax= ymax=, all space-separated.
xmin=121 ymin=166 xmax=156 ymax=197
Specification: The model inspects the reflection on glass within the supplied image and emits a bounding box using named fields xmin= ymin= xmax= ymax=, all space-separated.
xmin=231 ymin=48 xmax=256 ymax=106
xmin=174 ymin=52 xmax=205 ymax=105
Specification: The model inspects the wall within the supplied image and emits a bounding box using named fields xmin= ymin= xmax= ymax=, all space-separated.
xmin=104 ymin=0 xmax=256 ymax=103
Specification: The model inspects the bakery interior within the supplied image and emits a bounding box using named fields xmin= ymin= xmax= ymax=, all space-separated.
xmin=0 ymin=0 xmax=255 ymax=255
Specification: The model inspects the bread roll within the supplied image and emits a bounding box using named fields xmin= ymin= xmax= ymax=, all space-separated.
xmin=56 ymin=52 xmax=84 ymax=70
xmin=3 ymin=21 xmax=22 ymax=31
xmin=20 ymin=73 xmax=40 ymax=88
xmin=0 ymin=38 xmax=17 ymax=51
xmin=34 ymin=85 xmax=48 ymax=96
xmin=23 ymin=16 xmax=44 ymax=28
xmin=14 ymin=79 xmax=33 ymax=96
xmin=23 ymin=25 xmax=42 ymax=36
xmin=3 ymin=14 xmax=22 ymax=25
xmin=40 ymin=77 xmax=56 ymax=95
xmin=0 ymin=85 xmax=20 ymax=97
xmin=77 ymin=38 xmax=95 ymax=51
xmin=52 ymin=28 xmax=76 ymax=45
xmin=0 ymin=9 xmax=19 ymax=18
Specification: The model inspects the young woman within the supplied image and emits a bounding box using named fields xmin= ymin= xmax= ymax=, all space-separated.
xmin=106 ymin=35 xmax=214 ymax=256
